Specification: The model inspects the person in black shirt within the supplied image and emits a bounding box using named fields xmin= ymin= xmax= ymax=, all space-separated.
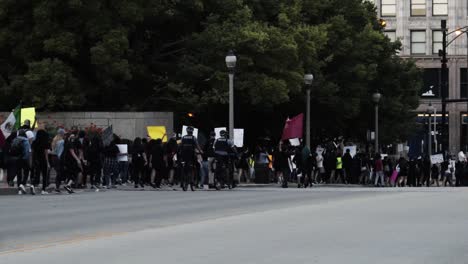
xmin=149 ymin=139 xmax=166 ymax=188
xmin=62 ymin=134 xmax=81 ymax=194
xmin=87 ymin=136 xmax=103 ymax=189
xmin=32 ymin=130 xmax=51 ymax=194
xmin=165 ymin=137 xmax=178 ymax=186
xmin=132 ymin=137 xmax=147 ymax=188
xmin=4 ymin=131 xmax=17 ymax=187
xmin=103 ymin=135 xmax=120 ymax=188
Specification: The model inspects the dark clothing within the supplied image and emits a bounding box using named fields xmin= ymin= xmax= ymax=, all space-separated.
xmin=399 ymin=159 xmax=408 ymax=176
xmin=431 ymin=165 xmax=439 ymax=180
xmin=342 ymin=153 xmax=353 ymax=170
xmin=273 ymin=150 xmax=289 ymax=172
xmin=87 ymin=144 xmax=102 ymax=186
xmin=455 ymin=161 xmax=465 ymax=186
xmin=204 ymin=138 xmax=216 ymax=159
xmin=63 ymin=140 xmax=81 ymax=177
xmin=180 ymin=135 xmax=198 ymax=164
xmin=151 ymin=144 xmax=165 ymax=170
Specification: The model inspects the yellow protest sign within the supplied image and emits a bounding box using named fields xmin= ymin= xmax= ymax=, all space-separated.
xmin=21 ymin=107 xmax=36 ymax=126
xmin=147 ymin=126 xmax=167 ymax=142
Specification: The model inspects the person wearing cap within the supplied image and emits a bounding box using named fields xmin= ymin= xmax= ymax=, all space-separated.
xmin=51 ymin=128 xmax=66 ymax=193
xmin=178 ymin=126 xmax=202 ymax=191
xmin=213 ymin=130 xmax=237 ymax=188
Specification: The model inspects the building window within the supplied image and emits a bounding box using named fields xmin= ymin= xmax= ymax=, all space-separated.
xmin=461 ymin=68 xmax=468 ymax=98
xmin=432 ymin=30 xmax=443 ymax=54
xmin=422 ymin=68 xmax=448 ymax=98
xmin=384 ymin=31 xmax=397 ymax=42
xmin=411 ymin=0 xmax=426 ymax=16
xmin=381 ymin=0 xmax=396 ymax=17
xmin=433 ymin=0 xmax=448 ymax=16
xmin=411 ymin=30 xmax=426 ymax=54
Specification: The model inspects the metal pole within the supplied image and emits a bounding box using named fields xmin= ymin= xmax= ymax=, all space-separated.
xmin=306 ymin=89 xmax=311 ymax=149
xmin=229 ymin=73 xmax=234 ymax=138
xmin=441 ymin=21 xmax=448 ymax=155
xmin=434 ymin=108 xmax=438 ymax=153
xmin=375 ymin=104 xmax=379 ymax=153
xmin=428 ymin=112 xmax=432 ymax=156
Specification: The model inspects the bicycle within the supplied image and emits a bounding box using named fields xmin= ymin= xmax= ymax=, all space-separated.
xmin=213 ymin=155 xmax=232 ymax=190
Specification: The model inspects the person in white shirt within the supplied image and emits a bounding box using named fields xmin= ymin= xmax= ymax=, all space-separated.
xmin=316 ymin=152 xmax=325 ymax=183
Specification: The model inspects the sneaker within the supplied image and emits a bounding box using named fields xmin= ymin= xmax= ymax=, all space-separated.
xmin=30 ymin=186 xmax=36 ymax=195
xmin=18 ymin=190 xmax=23 ymax=195
xmin=54 ymin=189 xmax=62 ymax=194
xmin=64 ymin=185 xmax=74 ymax=194
xmin=90 ymin=185 xmax=95 ymax=189
xmin=19 ymin=184 xmax=27 ymax=194
xmin=41 ymin=190 xmax=49 ymax=195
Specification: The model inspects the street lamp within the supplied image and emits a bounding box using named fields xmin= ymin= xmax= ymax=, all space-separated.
xmin=427 ymin=103 xmax=435 ymax=156
xmin=304 ymin=73 xmax=314 ymax=149
xmin=372 ymin=92 xmax=382 ymax=153
xmin=226 ymin=50 xmax=237 ymax=139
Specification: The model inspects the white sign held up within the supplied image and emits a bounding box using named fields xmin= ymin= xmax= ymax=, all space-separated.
xmin=430 ymin=154 xmax=444 ymax=164
xmin=214 ymin=127 xmax=226 ymax=139
xmin=117 ymin=144 xmax=128 ymax=162
xmin=182 ymin=125 xmax=199 ymax=138
xmin=233 ymin=129 xmax=244 ymax=147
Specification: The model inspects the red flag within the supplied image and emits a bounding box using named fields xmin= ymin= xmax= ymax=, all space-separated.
xmin=281 ymin=113 xmax=304 ymax=140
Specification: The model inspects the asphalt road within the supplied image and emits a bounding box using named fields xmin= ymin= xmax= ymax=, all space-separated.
xmin=1 ymin=186 xmax=468 ymax=264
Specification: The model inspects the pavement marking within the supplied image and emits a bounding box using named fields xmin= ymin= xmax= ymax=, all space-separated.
xmin=0 ymin=232 xmax=127 ymax=256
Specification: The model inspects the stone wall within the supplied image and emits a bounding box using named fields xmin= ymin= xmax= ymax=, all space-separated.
xmin=0 ymin=112 xmax=173 ymax=141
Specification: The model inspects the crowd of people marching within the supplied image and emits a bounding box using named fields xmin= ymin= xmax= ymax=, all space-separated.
xmin=1 ymin=122 xmax=467 ymax=196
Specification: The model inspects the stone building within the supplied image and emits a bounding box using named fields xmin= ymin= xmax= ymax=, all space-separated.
xmin=369 ymin=0 xmax=468 ymax=154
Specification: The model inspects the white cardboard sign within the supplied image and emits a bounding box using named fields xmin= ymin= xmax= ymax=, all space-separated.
xmin=343 ymin=146 xmax=357 ymax=157
xmin=430 ymin=154 xmax=444 ymax=164
xmin=234 ymin=129 xmax=244 ymax=147
xmin=182 ymin=125 xmax=199 ymax=138
xmin=214 ymin=127 xmax=226 ymax=139
xmin=117 ymin=144 xmax=128 ymax=162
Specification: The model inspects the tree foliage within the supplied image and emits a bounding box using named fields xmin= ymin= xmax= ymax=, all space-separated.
xmin=0 ymin=0 xmax=422 ymax=143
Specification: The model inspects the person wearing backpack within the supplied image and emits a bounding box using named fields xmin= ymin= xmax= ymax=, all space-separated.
xmin=4 ymin=132 xmax=17 ymax=187
xmin=14 ymin=129 xmax=32 ymax=195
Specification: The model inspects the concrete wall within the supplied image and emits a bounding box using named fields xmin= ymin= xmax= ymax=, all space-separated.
xmin=0 ymin=112 xmax=174 ymax=141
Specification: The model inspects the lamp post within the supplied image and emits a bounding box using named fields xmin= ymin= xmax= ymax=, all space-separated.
xmin=427 ymin=103 xmax=435 ymax=156
xmin=372 ymin=92 xmax=382 ymax=154
xmin=304 ymin=73 xmax=314 ymax=149
xmin=225 ymin=50 xmax=237 ymax=139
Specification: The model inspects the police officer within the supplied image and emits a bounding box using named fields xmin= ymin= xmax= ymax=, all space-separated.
xmin=178 ymin=126 xmax=202 ymax=191
xmin=213 ymin=130 xmax=237 ymax=188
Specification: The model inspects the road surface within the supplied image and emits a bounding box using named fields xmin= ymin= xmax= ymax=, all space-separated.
xmin=1 ymin=186 xmax=467 ymax=264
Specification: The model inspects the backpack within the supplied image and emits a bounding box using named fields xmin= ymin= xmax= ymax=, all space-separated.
xmin=9 ymin=138 xmax=24 ymax=157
